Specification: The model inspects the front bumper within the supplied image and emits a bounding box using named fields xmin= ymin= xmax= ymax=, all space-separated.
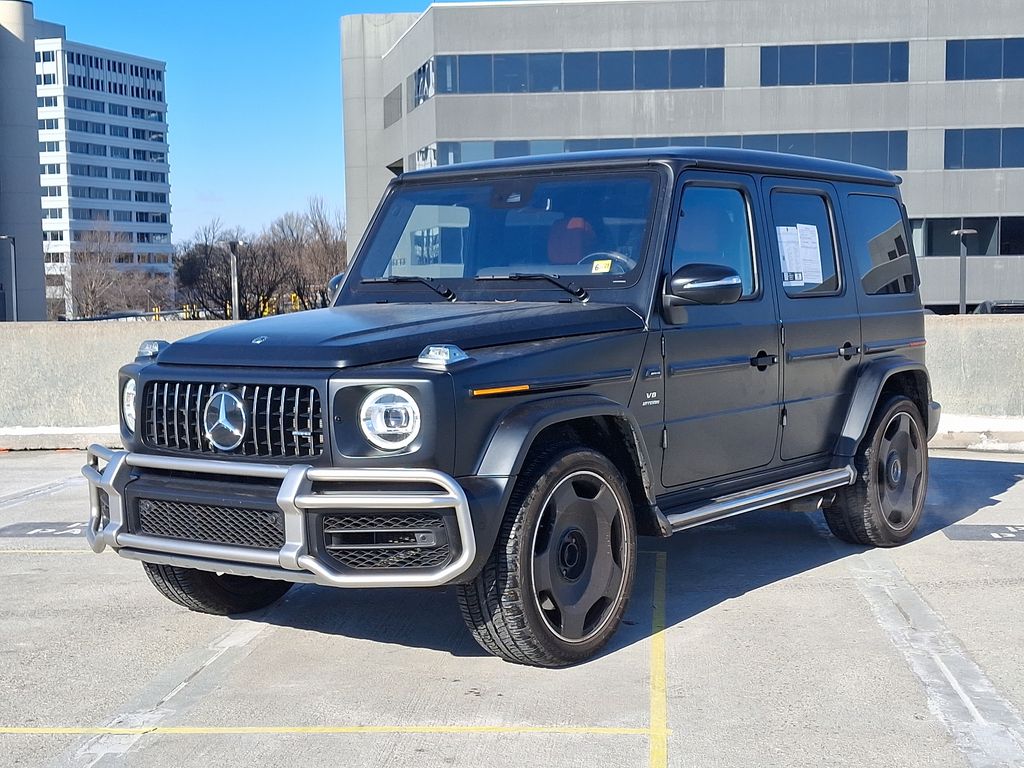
xmin=82 ymin=444 xmax=477 ymax=588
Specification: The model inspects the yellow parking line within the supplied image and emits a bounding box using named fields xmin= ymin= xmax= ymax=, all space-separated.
xmin=0 ymin=725 xmax=649 ymax=736
xmin=649 ymin=552 xmax=669 ymax=768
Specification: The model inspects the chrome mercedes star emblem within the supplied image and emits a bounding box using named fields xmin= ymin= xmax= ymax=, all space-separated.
xmin=251 ymin=336 xmax=268 ymax=345
xmin=203 ymin=390 xmax=247 ymax=451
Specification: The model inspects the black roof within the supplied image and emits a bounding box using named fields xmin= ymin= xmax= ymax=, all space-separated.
xmin=402 ymin=146 xmax=900 ymax=187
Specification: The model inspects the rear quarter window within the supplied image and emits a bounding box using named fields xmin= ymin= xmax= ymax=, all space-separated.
xmin=845 ymin=194 xmax=916 ymax=295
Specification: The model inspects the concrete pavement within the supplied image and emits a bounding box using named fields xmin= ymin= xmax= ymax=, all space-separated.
xmin=1 ymin=449 xmax=1022 ymax=767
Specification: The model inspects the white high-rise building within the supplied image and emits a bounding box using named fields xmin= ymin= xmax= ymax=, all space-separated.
xmin=35 ymin=33 xmax=172 ymax=317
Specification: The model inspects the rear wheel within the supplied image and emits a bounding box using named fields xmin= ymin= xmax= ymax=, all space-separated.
xmin=142 ymin=562 xmax=292 ymax=615
xmin=457 ymin=446 xmax=637 ymax=666
xmin=824 ymin=395 xmax=928 ymax=547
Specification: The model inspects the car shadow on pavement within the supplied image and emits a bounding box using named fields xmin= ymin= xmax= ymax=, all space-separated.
xmin=235 ymin=454 xmax=1023 ymax=662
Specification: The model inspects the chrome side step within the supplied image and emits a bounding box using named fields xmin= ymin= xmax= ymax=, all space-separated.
xmin=664 ymin=466 xmax=856 ymax=532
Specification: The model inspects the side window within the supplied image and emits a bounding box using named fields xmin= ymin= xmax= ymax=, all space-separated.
xmin=845 ymin=194 xmax=916 ymax=295
xmin=672 ymin=186 xmax=756 ymax=296
xmin=770 ymin=190 xmax=840 ymax=296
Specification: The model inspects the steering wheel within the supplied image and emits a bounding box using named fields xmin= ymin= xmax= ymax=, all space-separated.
xmin=576 ymin=251 xmax=636 ymax=275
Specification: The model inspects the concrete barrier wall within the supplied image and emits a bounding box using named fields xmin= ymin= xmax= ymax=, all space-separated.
xmin=0 ymin=316 xmax=1020 ymax=449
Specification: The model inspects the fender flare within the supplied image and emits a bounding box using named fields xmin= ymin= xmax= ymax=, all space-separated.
xmin=836 ymin=356 xmax=933 ymax=458
xmin=474 ymin=393 xmax=665 ymax=528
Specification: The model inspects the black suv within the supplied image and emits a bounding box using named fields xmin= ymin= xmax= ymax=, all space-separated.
xmin=84 ymin=148 xmax=939 ymax=667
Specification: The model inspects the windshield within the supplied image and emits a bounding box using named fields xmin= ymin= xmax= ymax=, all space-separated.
xmin=347 ymin=170 xmax=659 ymax=301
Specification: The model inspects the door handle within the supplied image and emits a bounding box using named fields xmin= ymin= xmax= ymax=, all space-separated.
xmin=839 ymin=342 xmax=860 ymax=360
xmin=750 ymin=351 xmax=779 ymax=370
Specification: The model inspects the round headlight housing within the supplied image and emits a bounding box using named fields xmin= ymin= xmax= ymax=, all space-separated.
xmin=359 ymin=387 xmax=421 ymax=450
xmin=122 ymin=379 xmax=137 ymax=433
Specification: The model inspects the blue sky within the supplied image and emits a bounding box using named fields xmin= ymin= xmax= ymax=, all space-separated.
xmin=32 ymin=0 xmax=450 ymax=243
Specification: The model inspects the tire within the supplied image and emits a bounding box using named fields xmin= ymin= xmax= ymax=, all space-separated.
xmin=457 ymin=446 xmax=637 ymax=667
xmin=142 ymin=562 xmax=292 ymax=615
xmin=824 ymin=395 xmax=928 ymax=547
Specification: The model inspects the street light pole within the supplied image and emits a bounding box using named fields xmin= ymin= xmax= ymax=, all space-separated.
xmin=217 ymin=240 xmax=245 ymax=320
xmin=951 ymin=227 xmax=977 ymax=315
xmin=0 ymin=235 xmax=17 ymax=322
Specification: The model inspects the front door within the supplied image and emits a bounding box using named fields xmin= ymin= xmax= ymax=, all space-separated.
xmin=661 ymin=172 xmax=781 ymax=488
xmin=761 ymin=178 xmax=862 ymax=460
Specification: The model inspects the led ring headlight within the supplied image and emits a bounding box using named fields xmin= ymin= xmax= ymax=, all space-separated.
xmin=359 ymin=387 xmax=421 ymax=450
xmin=122 ymin=379 xmax=137 ymax=433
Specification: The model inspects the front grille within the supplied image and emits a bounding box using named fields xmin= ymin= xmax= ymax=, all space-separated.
xmin=321 ymin=512 xmax=452 ymax=570
xmin=136 ymin=497 xmax=285 ymax=549
xmin=143 ymin=381 xmax=323 ymax=458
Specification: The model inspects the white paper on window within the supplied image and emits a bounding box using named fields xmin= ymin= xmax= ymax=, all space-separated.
xmin=795 ymin=223 xmax=824 ymax=285
xmin=776 ymin=225 xmax=803 ymax=285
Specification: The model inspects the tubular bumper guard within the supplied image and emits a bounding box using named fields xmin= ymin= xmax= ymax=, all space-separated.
xmin=82 ymin=444 xmax=477 ymax=588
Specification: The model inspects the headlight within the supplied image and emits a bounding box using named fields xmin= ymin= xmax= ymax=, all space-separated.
xmin=359 ymin=387 xmax=420 ymax=450
xmin=122 ymin=379 xmax=137 ymax=433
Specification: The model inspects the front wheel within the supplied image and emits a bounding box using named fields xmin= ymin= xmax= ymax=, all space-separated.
xmin=142 ymin=562 xmax=293 ymax=615
xmin=824 ymin=395 xmax=928 ymax=547
xmin=457 ymin=447 xmax=637 ymax=666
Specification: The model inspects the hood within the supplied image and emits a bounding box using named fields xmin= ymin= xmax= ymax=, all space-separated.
xmin=156 ymin=302 xmax=645 ymax=368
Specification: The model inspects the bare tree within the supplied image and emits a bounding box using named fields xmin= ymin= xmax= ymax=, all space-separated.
xmin=68 ymin=227 xmax=130 ymax=318
xmin=175 ymin=221 xmax=293 ymax=319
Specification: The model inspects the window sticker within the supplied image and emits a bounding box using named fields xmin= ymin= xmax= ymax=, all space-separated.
xmin=777 ymin=223 xmax=823 ymax=286
xmin=591 ymin=259 xmax=613 ymax=274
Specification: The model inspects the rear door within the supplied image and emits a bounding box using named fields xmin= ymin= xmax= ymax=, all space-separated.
xmin=661 ymin=171 xmax=781 ymax=488
xmin=762 ymin=178 xmax=862 ymax=460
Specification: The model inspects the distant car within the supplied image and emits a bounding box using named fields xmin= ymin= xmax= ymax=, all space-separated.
xmin=973 ymin=300 xmax=1024 ymax=314
xmin=83 ymin=148 xmax=940 ymax=666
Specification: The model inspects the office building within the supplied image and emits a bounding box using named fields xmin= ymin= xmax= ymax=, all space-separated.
xmin=341 ymin=0 xmax=1024 ymax=309
xmin=0 ymin=0 xmax=172 ymax=320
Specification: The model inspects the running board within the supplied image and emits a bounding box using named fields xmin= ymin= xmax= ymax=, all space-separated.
xmin=664 ymin=466 xmax=856 ymax=533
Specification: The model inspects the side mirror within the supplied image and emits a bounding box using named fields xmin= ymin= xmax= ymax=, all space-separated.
xmin=666 ymin=263 xmax=743 ymax=306
xmin=662 ymin=263 xmax=743 ymax=324
xmin=327 ymin=272 xmax=346 ymax=303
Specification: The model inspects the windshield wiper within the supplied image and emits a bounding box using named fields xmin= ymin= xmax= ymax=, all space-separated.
xmin=475 ymin=273 xmax=589 ymax=303
xmin=361 ymin=275 xmax=457 ymax=302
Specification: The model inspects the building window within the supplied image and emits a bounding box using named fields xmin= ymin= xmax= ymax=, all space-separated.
xmin=38 ymin=118 xmax=59 ymax=130
xmin=111 ymin=167 xmax=130 ymax=180
xmin=493 ymin=54 xmax=528 ymax=93
xmin=40 ymin=163 xmax=61 ymax=174
xmin=383 ymin=84 xmax=402 ymax=128
xmin=42 ymin=230 xmax=65 ymax=242
xmin=944 ymin=127 xmax=1024 ymax=169
xmin=761 ymin=41 xmax=909 ymax=86
xmin=458 ymin=54 xmax=493 ymax=93
xmin=528 ymin=53 xmax=562 ymax=92
xmin=42 ymin=208 xmax=62 ymax=219
xmin=110 ymin=146 xmax=130 ymax=159
xmin=113 ymin=209 xmax=132 ymax=222
xmin=598 ymin=51 xmax=634 ymax=90
xmin=564 ymin=52 xmax=599 ymax=91
xmin=109 ymin=125 xmax=128 ymax=138
xmin=1000 ymin=217 xmax=1024 ymax=255
xmin=108 ymin=103 xmax=128 ymax=116
xmin=923 ymin=217 xmax=999 ymax=256
xmin=112 ymin=188 xmax=131 ymax=201
xmin=41 ymin=185 xmax=62 ymax=197
xmin=37 ymin=96 xmax=58 ymax=108
xmin=423 ymin=130 xmax=908 ymax=172
xmin=39 ymin=141 xmax=60 ymax=153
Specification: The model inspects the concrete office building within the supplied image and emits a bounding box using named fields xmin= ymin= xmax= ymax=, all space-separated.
xmin=36 ymin=35 xmax=172 ymax=318
xmin=0 ymin=0 xmax=171 ymax=320
xmin=341 ymin=0 xmax=1024 ymax=309
xmin=0 ymin=0 xmax=47 ymax=320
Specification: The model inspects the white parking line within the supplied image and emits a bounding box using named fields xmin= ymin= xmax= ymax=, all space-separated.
xmin=812 ymin=517 xmax=1024 ymax=768
xmin=63 ymin=620 xmax=270 ymax=767
xmin=0 ymin=476 xmax=84 ymax=511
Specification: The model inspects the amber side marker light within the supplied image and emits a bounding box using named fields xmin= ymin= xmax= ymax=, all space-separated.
xmin=471 ymin=384 xmax=531 ymax=397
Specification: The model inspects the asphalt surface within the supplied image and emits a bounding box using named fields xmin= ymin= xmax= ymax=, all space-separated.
xmin=1 ymin=449 xmax=1023 ymax=768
